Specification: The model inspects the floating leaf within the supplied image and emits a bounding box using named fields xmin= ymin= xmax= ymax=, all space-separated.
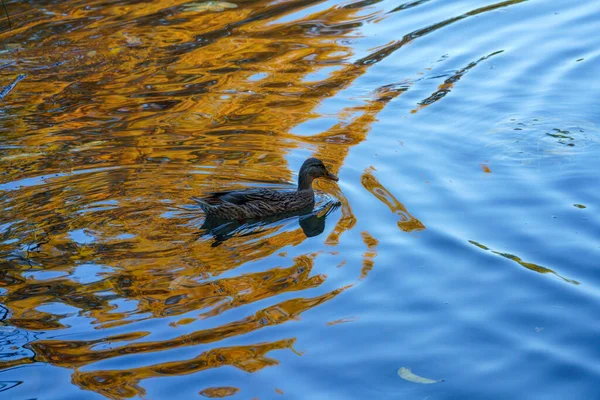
xmin=398 ymin=367 xmax=443 ymax=384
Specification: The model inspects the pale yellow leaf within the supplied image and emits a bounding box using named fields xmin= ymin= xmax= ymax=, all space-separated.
xmin=398 ymin=367 xmax=442 ymax=384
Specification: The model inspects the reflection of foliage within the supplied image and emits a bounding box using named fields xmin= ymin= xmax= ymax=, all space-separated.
xmin=360 ymin=231 xmax=378 ymax=279
xmin=361 ymin=168 xmax=425 ymax=232
xmin=72 ymin=340 xmax=291 ymax=399
xmin=0 ymin=0 xmax=531 ymax=397
xmin=199 ymin=386 xmax=240 ymax=398
xmin=469 ymin=240 xmax=579 ymax=285
xmin=182 ymin=1 xmax=238 ymax=13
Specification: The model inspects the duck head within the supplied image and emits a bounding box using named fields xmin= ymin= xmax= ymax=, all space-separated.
xmin=298 ymin=158 xmax=338 ymax=190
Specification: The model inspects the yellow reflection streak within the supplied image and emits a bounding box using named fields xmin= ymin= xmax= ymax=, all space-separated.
xmin=361 ymin=168 xmax=425 ymax=232
xmin=360 ymin=231 xmax=379 ymax=279
xmin=72 ymin=339 xmax=295 ymax=399
xmin=0 ymin=0 xmax=530 ymax=397
xmin=0 ymin=286 xmax=347 ymax=371
xmin=469 ymin=240 xmax=580 ymax=285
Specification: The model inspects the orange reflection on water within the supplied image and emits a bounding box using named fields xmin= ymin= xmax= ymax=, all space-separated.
xmin=20 ymin=285 xmax=346 ymax=370
xmin=72 ymin=339 xmax=295 ymax=399
xmin=360 ymin=231 xmax=379 ymax=279
xmin=361 ymin=168 xmax=425 ymax=233
xmin=0 ymin=0 xmax=506 ymax=396
xmin=469 ymin=240 xmax=579 ymax=285
xmin=199 ymin=386 xmax=240 ymax=398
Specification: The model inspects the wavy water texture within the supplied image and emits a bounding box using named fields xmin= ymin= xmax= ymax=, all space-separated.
xmin=1 ymin=0 xmax=600 ymax=399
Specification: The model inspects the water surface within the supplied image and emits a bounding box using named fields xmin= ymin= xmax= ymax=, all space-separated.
xmin=0 ymin=0 xmax=599 ymax=398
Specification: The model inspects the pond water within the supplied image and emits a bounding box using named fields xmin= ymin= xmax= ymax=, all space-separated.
xmin=0 ymin=0 xmax=599 ymax=398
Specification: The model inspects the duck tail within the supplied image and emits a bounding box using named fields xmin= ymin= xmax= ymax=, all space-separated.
xmin=191 ymin=197 xmax=211 ymax=211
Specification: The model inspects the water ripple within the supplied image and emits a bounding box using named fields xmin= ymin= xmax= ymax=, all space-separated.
xmin=1 ymin=0 xmax=599 ymax=398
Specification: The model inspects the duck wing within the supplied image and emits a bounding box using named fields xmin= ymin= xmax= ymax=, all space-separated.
xmin=200 ymin=189 xmax=286 ymax=205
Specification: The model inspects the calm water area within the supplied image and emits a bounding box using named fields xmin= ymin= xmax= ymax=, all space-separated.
xmin=0 ymin=0 xmax=599 ymax=398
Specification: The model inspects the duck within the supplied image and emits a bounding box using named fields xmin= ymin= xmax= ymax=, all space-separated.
xmin=193 ymin=158 xmax=339 ymax=220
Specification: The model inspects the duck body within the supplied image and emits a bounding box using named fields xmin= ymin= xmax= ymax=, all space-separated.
xmin=194 ymin=158 xmax=338 ymax=220
xmin=194 ymin=188 xmax=315 ymax=220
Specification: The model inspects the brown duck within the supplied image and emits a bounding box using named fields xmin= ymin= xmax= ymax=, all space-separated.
xmin=194 ymin=158 xmax=339 ymax=220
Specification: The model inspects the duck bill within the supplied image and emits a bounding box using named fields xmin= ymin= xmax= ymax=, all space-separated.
xmin=325 ymin=171 xmax=339 ymax=182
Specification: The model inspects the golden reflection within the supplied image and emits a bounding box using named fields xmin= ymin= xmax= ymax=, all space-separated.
xmin=0 ymin=0 xmax=530 ymax=397
xmin=360 ymin=231 xmax=379 ymax=279
xmin=1 ymin=286 xmax=346 ymax=372
xmin=469 ymin=240 xmax=580 ymax=284
xmin=325 ymin=185 xmax=356 ymax=246
xmin=72 ymin=339 xmax=294 ymax=399
xmin=319 ymin=82 xmax=412 ymax=245
xmin=199 ymin=386 xmax=240 ymax=398
xmin=361 ymin=168 xmax=425 ymax=232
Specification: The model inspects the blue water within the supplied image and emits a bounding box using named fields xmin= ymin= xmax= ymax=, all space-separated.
xmin=0 ymin=0 xmax=599 ymax=399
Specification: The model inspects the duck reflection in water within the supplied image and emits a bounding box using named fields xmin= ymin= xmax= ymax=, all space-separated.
xmin=199 ymin=201 xmax=340 ymax=246
xmin=193 ymin=158 xmax=341 ymax=245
